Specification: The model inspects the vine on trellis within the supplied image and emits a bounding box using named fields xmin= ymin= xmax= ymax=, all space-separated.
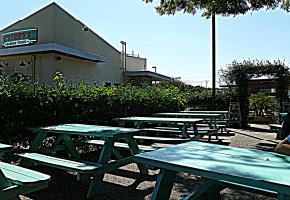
xmin=219 ymin=59 xmax=290 ymax=128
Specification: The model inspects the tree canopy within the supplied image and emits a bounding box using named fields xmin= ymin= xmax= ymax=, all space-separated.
xmin=143 ymin=0 xmax=290 ymax=18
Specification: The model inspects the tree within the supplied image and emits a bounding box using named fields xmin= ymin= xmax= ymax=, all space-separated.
xmin=143 ymin=0 xmax=290 ymax=18
xmin=143 ymin=0 xmax=290 ymax=109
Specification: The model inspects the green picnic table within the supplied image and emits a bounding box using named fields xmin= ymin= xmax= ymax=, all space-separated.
xmin=112 ymin=116 xmax=204 ymax=138
xmin=153 ymin=112 xmax=222 ymax=129
xmin=134 ymin=141 xmax=290 ymax=200
xmin=18 ymin=123 xmax=147 ymax=198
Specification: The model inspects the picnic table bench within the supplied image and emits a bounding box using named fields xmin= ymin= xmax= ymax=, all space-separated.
xmin=0 ymin=143 xmax=51 ymax=199
xmin=0 ymin=161 xmax=51 ymax=200
xmin=0 ymin=143 xmax=13 ymax=154
xmin=268 ymin=124 xmax=282 ymax=139
xmin=141 ymin=127 xmax=219 ymax=142
xmin=134 ymin=141 xmax=290 ymax=200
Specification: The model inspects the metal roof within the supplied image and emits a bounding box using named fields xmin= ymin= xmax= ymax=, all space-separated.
xmin=0 ymin=43 xmax=106 ymax=62
xmin=123 ymin=70 xmax=172 ymax=82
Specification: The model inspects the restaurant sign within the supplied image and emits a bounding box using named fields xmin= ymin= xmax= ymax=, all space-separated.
xmin=2 ymin=28 xmax=38 ymax=47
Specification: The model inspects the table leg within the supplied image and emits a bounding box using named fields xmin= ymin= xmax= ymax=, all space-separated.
xmin=62 ymin=135 xmax=81 ymax=159
xmin=118 ymin=122 xmax=125 ymax=127
xmin=50 ymin=135 xmax=64 ymax=149
xmin=126 ymin=136 xmax=148 ymax=174
xmin=87 ymin=139 xmax=115 ymax=198
xmin=181 ymin=124 xmax=188 ymax=138
xmin=210 ymin=117 xmax=214 ymax=128
xmin=277 ymin=193 xmax=290 ymax=200
xmin=29 ymin=131 xmax=48 ymax=151
xmin=151 ymin=169 xmax=177 ymax=200
xmin=98 ymin=139 xmax=115 ymax=164
xmin=213 ymin=117 xmax=218 ymax=129
xmin=134 ymin=122 xmax=142 ymax=128
xmin=184 ymin=178 xmax=221 ymax=200
xmin=0 ymin=169 xmax=12 ymax=188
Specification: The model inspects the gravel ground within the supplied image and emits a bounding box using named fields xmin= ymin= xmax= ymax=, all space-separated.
xmin=19 ymin=124 xmax=280 ymax=200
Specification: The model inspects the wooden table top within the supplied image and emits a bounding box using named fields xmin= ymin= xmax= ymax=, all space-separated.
xmin=28 ymin=123 xmax=142 ymax=137
xmin=135 ymin=141 xmax=290 ymax=195
xmin=113 ymin=116 xmax=204 ymax=123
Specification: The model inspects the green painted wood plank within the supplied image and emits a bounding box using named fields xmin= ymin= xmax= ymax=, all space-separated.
xmin=17 ymin=153 xmax=102 ymax=173
xmin=179 ymin=110 xmax=228 ymax=114
xmin=154 ymin=113 xmax=222 ymax=118
xmin=134 ymin=135 xmax=190 ymax=143
xmin=0 ymin=161 xmax=50 ymax=186
xmin=79 ymin=140 xmax=158 ymax=152
xmin=113 ymin=117 xmax=203 ymax=124
xmin=0 ymin=144 xmax=13 ymax=155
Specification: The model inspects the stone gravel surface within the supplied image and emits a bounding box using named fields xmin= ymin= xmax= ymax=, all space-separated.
xmin=19 ymin=124 xmax=280 ymax=200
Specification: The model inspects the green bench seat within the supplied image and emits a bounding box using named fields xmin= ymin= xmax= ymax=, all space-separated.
xmin=0 ymin=144 xmax=13 ymax=153
xmin=268 ymin=124 xmax=282 ymax=129
xmin=134 ymin=135 xmax=191 ymax=144
xmin=268 ymin=124 xmax=282 ymax=139
xmin=16 ymin=152 xmax=103 ymax=198
xmin=17 ymin=153 xmax=102 ymax=174
xmin=142 ymin=127 xmax=219 ymax=142
xmin=0 ymin=161 xmax=51 ymax=200
xmin=76 ymin=139 xmax=158 ymax=152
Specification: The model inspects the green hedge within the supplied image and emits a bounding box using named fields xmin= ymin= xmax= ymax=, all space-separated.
xmin=185 ymin=90 xmax=233 ymax=110
xmin=0 ymin=77 xmax=186 ymax=143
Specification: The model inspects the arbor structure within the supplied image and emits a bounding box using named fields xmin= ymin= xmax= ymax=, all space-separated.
xmin=143 ymin=0 xmax=290 ymax=107
xmin=219 ymin=59 xmax=290 ymax=128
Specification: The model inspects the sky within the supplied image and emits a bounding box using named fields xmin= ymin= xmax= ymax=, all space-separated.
xmin=1 ymin=0 xmax=290 ymax=87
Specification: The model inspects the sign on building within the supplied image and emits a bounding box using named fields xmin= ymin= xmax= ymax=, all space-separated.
xmin=2 ymin=28 xmax=38 ymax=47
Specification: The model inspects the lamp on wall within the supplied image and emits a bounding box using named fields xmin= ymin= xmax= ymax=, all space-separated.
xmin=82 ymin=25 xmax=89 ymax=32
xmin=19 ymin=59 xmax=32 ymax=66
xmin=0 ymin=60 xmax=8 ymax=68
xmin=19 ymin=57 xmax=36 ymax=85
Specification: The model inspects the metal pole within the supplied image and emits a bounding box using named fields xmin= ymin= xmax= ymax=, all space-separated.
xmin=124 ymin=42 xmax=127 ymax=71
xmin=212 ymin=14 xmax=216 ymax=108
xmin=32 ymin=55 xmax=36 ymax=90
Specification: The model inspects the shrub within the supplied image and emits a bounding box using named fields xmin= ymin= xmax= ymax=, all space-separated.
xmin=249 ymin=93 xmax=279 ymax=122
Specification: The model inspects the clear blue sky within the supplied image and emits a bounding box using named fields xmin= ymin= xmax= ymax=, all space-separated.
xmin=1 ymin=0 xmax=290 ymax=87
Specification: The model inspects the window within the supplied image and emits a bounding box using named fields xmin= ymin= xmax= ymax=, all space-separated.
xmin=259 ymin=88 xmax=270 ymax=94
xmin=105 ymin=82 xmax=111 ymax=87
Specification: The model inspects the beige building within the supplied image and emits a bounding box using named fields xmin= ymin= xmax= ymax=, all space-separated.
xmin=0 ymin=3 xmax=172 ymax=87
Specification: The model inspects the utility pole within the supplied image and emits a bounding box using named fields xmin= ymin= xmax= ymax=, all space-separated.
xmin=212 ymin=14 xmax=216 ymax=108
